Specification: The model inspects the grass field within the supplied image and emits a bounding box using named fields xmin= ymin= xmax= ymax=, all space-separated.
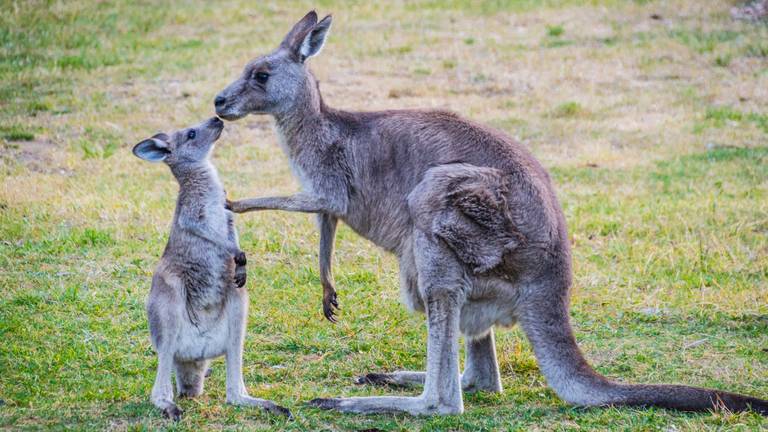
xmin=1 ymin=0 xmax=768 ymax=430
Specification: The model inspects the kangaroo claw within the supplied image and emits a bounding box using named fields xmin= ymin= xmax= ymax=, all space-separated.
xmin=322 ymin=289 xmax=340 ymax=323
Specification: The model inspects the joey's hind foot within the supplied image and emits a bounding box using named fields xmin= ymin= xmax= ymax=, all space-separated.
xmin=267 ymin=403 xmax=293 ymax=419
xmin=162 ymin=405 xmax=183 ymax=421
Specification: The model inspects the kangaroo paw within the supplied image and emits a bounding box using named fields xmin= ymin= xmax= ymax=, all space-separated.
xmin=322 ymin=287 xmax=340 ymax=323
xmin=234 ymin=266 xmax=247 ymax=288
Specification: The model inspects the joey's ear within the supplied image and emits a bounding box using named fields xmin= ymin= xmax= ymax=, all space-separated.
xmin=298 ymin=15 xmax=332 ymax=62
xmin=133 ymin=137 xmax=170 ymax=162
xmin=280 ymin=10 xmax=319 ymax=54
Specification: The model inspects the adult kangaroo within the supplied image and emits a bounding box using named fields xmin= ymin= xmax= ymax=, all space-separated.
xmin=214 ymin=11 xmax=768 ymax=416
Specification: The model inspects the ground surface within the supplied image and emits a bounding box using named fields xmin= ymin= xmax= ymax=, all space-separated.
xmin=1 ymin=0 xmax=767 ymax=430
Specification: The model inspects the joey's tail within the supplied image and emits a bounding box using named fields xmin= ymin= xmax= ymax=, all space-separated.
xmin=519 ymin=286 xmax=768 ymax=415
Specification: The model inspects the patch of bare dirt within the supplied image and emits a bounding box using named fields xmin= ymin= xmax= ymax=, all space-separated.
xmin=1 ymin=139 xmax=72 ymax=175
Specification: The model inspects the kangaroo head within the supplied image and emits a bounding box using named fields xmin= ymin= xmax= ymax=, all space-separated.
xmin=215 ymin=10 xmax=332 ymax=121
xmin=132 ymin=117 xmax=224 ymax=169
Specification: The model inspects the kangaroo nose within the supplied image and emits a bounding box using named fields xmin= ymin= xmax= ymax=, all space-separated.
xmin=214 ymin=95 xmax=226 ymax=107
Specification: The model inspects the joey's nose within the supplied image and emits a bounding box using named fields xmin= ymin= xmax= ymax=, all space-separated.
xmin=214 ymin=95 xmax=226 ymax=107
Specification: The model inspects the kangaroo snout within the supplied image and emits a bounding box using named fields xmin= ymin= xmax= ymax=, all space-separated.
xmin=208 ymin=117 xmax=224 ymax=140
xmin=209 ymin=116 xmax=224 ymax=129
xmin=214 ymin=93 xmax=243 ymax=121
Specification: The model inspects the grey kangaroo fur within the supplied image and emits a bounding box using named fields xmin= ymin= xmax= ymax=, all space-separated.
xmin=215 ymin=11 xmax=768 ymax=416
xmin=133 ymin=117 xmax=291 ymax=420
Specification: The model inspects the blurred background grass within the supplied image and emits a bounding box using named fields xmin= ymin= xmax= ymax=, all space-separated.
xmin=1 ymin=1 xmax=767 ymax=430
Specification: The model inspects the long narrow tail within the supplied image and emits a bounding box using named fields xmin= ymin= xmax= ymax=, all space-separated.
xmin=519 ymin=288 xmax=768 ymax=415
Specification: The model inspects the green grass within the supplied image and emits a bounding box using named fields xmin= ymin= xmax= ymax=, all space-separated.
xmin=704 ymin=106 xmax=768 ymax=133
xmin=550 ymin=101 xmax=588 ymax=118
xmin=0 ymin=125 xmax=35 ymax=141
xmin=547 ymin=24 xmax=565 ymax=37
xmin=2 ymin=0 xmax=768 ymax=430
xmin=669 ymin=28 xmax=740 ymax=54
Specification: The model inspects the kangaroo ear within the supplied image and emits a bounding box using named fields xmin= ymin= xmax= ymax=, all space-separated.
xmin=298 ymin=15 xmax=332 ymax=62
xmin=133 ymin=137 xmax=170 ymax=162
xmin=281 ymin=10 xmax=319 ymax=54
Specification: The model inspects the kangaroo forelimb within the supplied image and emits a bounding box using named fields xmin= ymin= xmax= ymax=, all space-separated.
xmin=227 ymin=193 xmax=338 ymax=215
xmin=319 ymin=213 xmax=339 ymax=322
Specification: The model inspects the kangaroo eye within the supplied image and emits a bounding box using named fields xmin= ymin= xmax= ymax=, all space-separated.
xmin=187 ymin=130 xmax=196 ymax=140
xmin=254 ymin=72 xmax=269 ymax=84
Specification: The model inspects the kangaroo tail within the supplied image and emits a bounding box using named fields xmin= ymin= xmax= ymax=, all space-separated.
xmin=519 ymin=281 xmax=768 ymax=415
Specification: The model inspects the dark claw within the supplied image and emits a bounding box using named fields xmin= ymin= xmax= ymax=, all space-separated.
xmin=323 ymin=302 xmax=338 ymax=323
xmin=234 ymin=251 xmax=247 ymax=266
xmin=322 ymin=290 xmax=340 ymax=323
xmin=163 ymin=405 xmax=183 ymax=421
xmin=225 ymin=198 xmax=233 ymax=211
xmin=307 ymin=398 xmax=341 ymax=411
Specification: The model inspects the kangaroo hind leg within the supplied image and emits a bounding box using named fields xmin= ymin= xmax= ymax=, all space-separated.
xmin=461 ymin=329 xmax=503 ymax=393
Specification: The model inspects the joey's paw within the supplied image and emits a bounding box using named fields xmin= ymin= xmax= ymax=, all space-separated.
xmin=307 ymin=398 xmax=342 ymax=411
xmin=162 ymin=405 xmax=183 ymax=421
xmin=322 ymin=289 xmax=340 ymax=323
xmin=234 ymin=269 xmax=247 ymax=288
xmin=234 ymin=251 xmax=247 ymax=266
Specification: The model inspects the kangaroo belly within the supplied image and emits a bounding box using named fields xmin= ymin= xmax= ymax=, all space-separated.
xmin=343 ymin=198 xmax=413 ymax=254
xmin=149 ymin=256 xmax=240 ymax=361
xmin=173 ymin=304 xmax=232 ymax=361
xmin=462 ymin=277 xmax=521 ymax=337
xmin=460 ymin=297 xmax=519 ymax=337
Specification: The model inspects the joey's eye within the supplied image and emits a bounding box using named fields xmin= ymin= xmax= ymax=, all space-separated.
xmin=253 ymin=71 xmax=269 ymax=84
xmin=187 ymin=130 xmax=196 ymax=140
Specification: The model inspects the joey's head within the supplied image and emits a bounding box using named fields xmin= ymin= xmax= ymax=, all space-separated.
xmin=215 ymin=11 xmax=332 ymax=121
xmin=132 ymin=117 xmax=224 ymax=174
